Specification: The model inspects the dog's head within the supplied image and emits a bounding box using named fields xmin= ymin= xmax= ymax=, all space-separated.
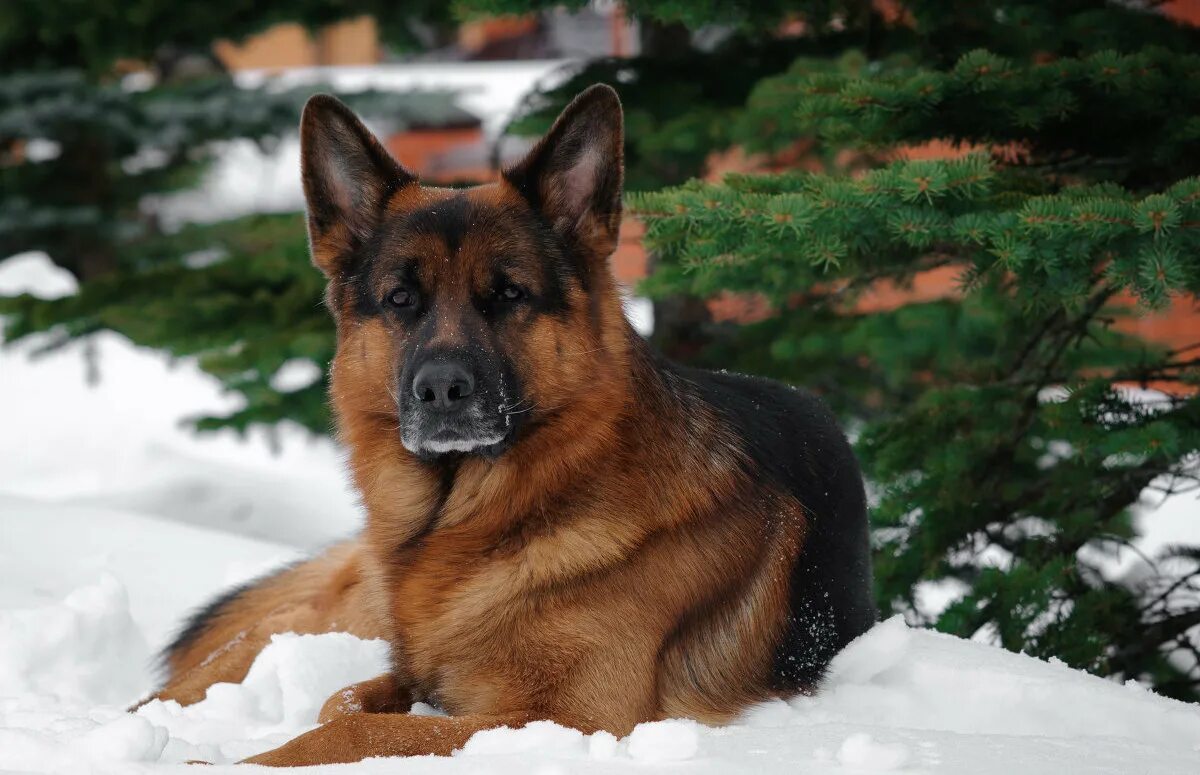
xmin=300 ymin=86 xmax=628 ymax=461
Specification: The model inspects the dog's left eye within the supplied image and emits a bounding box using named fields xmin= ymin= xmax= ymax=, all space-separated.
xmin=386 ymin=288 xmax=417 ymax=308
xmin=497 ymin=284 xmax=524 ymax=302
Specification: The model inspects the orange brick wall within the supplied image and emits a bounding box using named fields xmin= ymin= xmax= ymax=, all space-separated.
xmin=385 ymin=127 xmax=490 ymax=184
xmin=458 ymin=17 xmax=540 ymax=54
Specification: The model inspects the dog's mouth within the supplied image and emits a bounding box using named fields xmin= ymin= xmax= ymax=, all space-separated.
xmin=419 ymin=430 xmax=508 ymax=455
xmin=400 ymin=412 xmax=513 ymax=460
xmin=396 ymin=368 xmax=527 ymax=461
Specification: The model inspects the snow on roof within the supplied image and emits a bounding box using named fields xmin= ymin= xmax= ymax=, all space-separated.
xmin=233 ymin=60 xmax=577 ymax=138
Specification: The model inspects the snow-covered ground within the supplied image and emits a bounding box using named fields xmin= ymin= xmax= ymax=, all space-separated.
xmin=4 ymin=555 xmax=1200 ymax=774
xmin=4 ymin=235 xmax=1200 ymax=769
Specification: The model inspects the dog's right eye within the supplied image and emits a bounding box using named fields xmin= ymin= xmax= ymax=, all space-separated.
xmin=386 ymin=288 xmax=417 ymax=309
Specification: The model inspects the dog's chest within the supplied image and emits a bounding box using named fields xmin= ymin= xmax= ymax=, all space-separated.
xmin=385 ymin=533 xmax=551 ymax=713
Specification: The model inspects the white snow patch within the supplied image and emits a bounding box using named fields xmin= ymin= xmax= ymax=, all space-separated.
xmin=627 ymin=718 xmax=700 ymax=762
xmin=0 ymin=251 xmax=78 ymax=299
xmin=0 ymin=575 xmax=150 ymax=707
xmin=1 ymin=568 xmax=1200 ymax=773
xmin=23 ymin=138 xmax=63 ymax=163
xmin=810 ymin=615 xmax=1200 ymax=743
xmin=459 ymin=720 xmax=585 ymax=757
xmin=588 ymin=729 xmax=619 ymax=759
xmin=835 ymin=732 xmax=909 ymax=770
xmin=270 ymin=357 xmax=324 ymax=393
xmin=0 ymin=703 xmax=168 ymax=772
xmin=0 ymin=494 xmax=301 ymax=651
xmin=234 ymin=61 xmax=573 ymax=138
xmin=911 ymin=577 xmax=970 ymax=621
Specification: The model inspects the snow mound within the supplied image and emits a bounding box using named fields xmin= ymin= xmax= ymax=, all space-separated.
xmin=0 ymin=701 xmax=168 ymax=772
xmin=0 ymin=576 xmax=165 ymax=772
xmin=810 ymin=615 xmax=1200 ymax=743
xmin=0 ymin=575 xmax=150 ymax=707
xmin=0 ymin=568 xmax=391 ymax=768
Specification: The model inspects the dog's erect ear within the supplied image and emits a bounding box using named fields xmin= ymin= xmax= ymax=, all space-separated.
xmin=300 ymin=94 xmax=414 ymax=275
xmin=504 ymin=84 xmax=624 ymax=260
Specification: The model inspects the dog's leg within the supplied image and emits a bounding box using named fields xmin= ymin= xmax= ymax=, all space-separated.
xmin=240 ymin=711 xmax=534 ymax=766
xmin=140 ymin=540 xmax=389 ymax=710
xmin=317 ymin=673 xmax=411 ymax=723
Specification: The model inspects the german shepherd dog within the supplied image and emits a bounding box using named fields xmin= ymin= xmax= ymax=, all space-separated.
xmin=147 ymin=85 xmax=875 ymax=766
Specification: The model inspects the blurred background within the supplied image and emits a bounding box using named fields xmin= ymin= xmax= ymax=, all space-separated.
xmin=1 ymin=1 xmax=1199 ymax=702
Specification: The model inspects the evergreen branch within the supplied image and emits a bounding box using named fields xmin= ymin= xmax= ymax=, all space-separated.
xmin=635 ymin=162 xmax=1200 ymax=311
xmin=739 ymin=47 xmax=1200 ymax=179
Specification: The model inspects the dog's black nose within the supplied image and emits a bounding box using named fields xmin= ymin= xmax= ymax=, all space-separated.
xmin=412 ymin=360 xmax=475 ymax=411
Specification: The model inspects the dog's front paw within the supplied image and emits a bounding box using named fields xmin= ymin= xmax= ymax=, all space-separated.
xmin=317 ymin=673 xmax=409 ymax=724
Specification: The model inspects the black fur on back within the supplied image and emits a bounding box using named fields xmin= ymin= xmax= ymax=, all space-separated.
xmin=668 ymin=361 xmax=877 ymax=690
xmin=159 ymin=562 xmax=294 ymax=666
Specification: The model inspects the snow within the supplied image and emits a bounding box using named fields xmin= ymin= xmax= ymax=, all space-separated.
xmin=831 ymin=733 xmax=910 ymax=770
xmin=459 ymin=720 xmax=585 ymax=758
xmin=0 ymin=495 xmax=301 ymax=645
xmin=0 ymin=573 xmax=149 ymax=707
xmin=5 ymin=199 xmax=1200 ymax=774
xmin=626 ymin=718 xmax=700 ymax=762
xmin=0 ymin=250 xmax=79 ymax=299
xmin=269 ymin=358 xmax=323 ymax=393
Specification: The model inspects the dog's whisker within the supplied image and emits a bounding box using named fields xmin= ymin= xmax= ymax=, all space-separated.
xmin=384 ymin=383 xmax=402 ymax=410
xmin=498 ymin=397 xmax=533 ymax=412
